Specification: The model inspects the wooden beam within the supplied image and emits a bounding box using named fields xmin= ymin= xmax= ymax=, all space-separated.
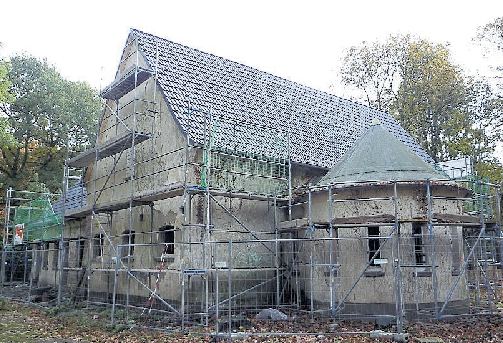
xmin=433 ymin=213 xmax=480 ymax=223
xmin=332 ymin=214 xmax=396 ymax=225
xmin=66 ymin=131 xmax=150 ymax=168
xmin=278 ymin=218 xmax=309 ymax=230
xmin=133 ymin=182 xmax=184 ymax=202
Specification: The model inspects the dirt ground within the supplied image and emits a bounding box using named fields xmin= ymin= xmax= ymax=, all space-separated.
xmin=1 ymin=284 xmax=503 ymax=342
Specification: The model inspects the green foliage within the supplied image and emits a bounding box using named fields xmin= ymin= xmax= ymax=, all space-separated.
xmin=44 ymin=302 xmax=73 ymax=317
xmin=463 ymin=80 xmax=502 ymax=162
xmin=341 ymin=35 xmax=502 ymax=165
xmin=0 ymin=118 xmax=17 ymax=148
xmin=474 ymin=160 xmax=503 ymax=188
xmin=0 ymin=44 xmax=16 ymax=150
xmin=391 ymin=38 xmax=469 ymax=162
xmin=0 ymin=298 xmax=12 ymax=311
xmin=0 ymin=43 xmax=14 ymax=104
xmin=0 ymin=54 xmax=99 ymax=193
xmin=340 ymin=39 xmax=400 ymax=112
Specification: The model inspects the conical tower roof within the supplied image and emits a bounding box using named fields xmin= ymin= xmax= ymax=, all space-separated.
xmin=317 ymin=122 xmax=446 ymax=185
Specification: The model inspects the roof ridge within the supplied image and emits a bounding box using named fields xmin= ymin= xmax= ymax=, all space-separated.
xmin=127 ymin=28 xmax=435 ymax=169
xmin=130 ymin=28 xmax=371 ymax=107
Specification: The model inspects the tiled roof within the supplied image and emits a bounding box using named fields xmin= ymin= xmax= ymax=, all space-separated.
xmin=318 ymin=124 xmax=446 ymax=185
xmin=131 ymin=29 xmax=434 ymax=169
xmin=52 ymin=181 xmax=86 ymax=215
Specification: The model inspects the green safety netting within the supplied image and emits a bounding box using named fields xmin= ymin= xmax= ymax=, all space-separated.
xmin=13 ymin=196 xmax=62 ymax=242
xmin=460 ymin=175 xmax=494 ymax=219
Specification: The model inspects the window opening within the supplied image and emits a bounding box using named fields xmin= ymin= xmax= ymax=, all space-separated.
xmin=77 ymin=238 xmax=85 ymax=268
xmin=122 ymin=230 xmax=135 ymax=258
xmin=159 ymin=226 xmax=175 ymax=254
xmin=412 ymin=223 xmax=426 ymax=265
xmin=368 ymin=226 xmax=380 ymax=266
xmin=93 ymin=234 xmax=103 ymax=258
xmin=52 ymin=241 xmax=59 ymax=270
xmin=42 ymin=242 xmax=49 ymax=270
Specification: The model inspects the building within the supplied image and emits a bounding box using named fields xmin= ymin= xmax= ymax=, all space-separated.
xmin=2 ymin=29 xmax=501 ymax=325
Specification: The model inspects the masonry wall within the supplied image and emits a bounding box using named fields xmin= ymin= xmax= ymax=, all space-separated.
xmin=290 ymin=183 xmax=471 ymax=317
xmin=34 ymin=219 xmax=87 ymax=296
xmin=66 ymin=36 xmax=298 ymax=309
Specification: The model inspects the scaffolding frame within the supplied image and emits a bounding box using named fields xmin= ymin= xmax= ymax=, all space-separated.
xmin=2 ymin=144 xmax=501 ymax=338
xmin=1 ymin=39 xmax=502 ymax=341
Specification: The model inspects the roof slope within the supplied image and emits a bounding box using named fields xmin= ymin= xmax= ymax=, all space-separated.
xmin=317 ymin=123 xmax=446 ymax=185
xmin=130 ymin=29 xmax=433 ymax=169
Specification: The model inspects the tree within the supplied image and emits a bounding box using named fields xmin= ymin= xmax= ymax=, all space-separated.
xmin=0 ymin=43 xmax=16 ymax=148
xmin=0 ymin=55 xmax=99 ymax=193
xmin=341 ymin=35 xmax=497 ymax=164
xmin=340 ymin=39 xmax=399 ymax=112
xmin=463 ymin=80 xmax=502 ymax=162
xmin=473 ymin=17 xmax=503 ymax=186
xmin=0 ymin=43 xmax=13 ymax=104
xmin=475 ymin=17 xmax=503 ymax=84
xmin=391 ymin=38 xmax=469 ymax=162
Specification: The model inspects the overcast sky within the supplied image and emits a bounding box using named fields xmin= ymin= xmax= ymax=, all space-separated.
xmin=2 ymin=0 xmax=502 ymax=93
xmin=1 ymin=0 xmax=502 ymax=159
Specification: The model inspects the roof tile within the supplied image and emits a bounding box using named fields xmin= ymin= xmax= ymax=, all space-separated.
xmin=131 ymin=29 xmax=433 ymax=168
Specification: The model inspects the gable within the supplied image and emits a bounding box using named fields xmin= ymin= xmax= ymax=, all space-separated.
xmin=129 ymin=29 xmax=433 ymax=169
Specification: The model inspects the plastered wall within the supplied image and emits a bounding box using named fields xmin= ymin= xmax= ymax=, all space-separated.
xmin=289 ymin=183 xmax=470 ymax=315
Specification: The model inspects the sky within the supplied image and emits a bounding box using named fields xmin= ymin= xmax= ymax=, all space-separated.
xmin=1 ymin=0 xmax=502 ymax=158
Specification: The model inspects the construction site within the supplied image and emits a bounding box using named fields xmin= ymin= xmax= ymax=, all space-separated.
xmin=1 ymin=28 xmax=502 ymax=340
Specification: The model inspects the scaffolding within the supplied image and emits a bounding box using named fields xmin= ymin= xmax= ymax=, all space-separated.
xmin=0 ymin=189 xmax=62 ymax=296
xmin=1 ymin=34 xmax=502 ymax=341
xmin=2 ymin=176 xmax=501 ymax=334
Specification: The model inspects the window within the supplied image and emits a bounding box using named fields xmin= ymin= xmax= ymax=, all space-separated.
xmin=77 ymin=238 xmax=85 ymax=268
xmin=450 ymin=226 xmax=461 ymax=276
xmin=121 ymin=230 xmax=135 ymax=258
xmin=368 ymin=226 xmax=381 ymax=266
xmin=93 ymin=234 xmax=104 ymax=258
xmin=52 ymin=241 xmax=59 ymax=270
xmin=62 ymin=240 xmax=69 ymax=269
xmin=159 ymin=226 xmax=175 ymax=254
xmin=412 ymin=223 xmax=426 ymax=265
xmin=42 ymin=242 xmax=49 ymax=270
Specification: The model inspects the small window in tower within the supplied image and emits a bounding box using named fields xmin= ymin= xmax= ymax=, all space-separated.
xmin=368 ymin=226 xmax=381 ymax=266
xmin=412 ymin=223 xmax=427 ymax=265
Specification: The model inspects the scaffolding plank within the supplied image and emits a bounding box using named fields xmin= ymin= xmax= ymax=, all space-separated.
xmin=433 ymin=213 xmax=480 ymax=223
xmin=65 ymin=183 xmax=285 ymax=218
xmin=64 ymin=182 xmax=185 ymax=218
xmin=65 ymin=205 xmax=92 ymax=218
xmin=332 ymin=214 xmax=396 ymax=224
xmin=64 ymin=197 xmax=151 ymax=218
xmin=66 ymin=131 xmax=151 ymax=168
xmin=278 ymin=218 xmax=309 ymax=230
xmin=100 ymin=65 xmax=153 ymax=100
xmin=186 ymin=188 xmax=287 ymax=203
xmin=133 ymin=182 xmax=185 ymax=202
xmin=95 ymin=198 xmax=150 ymax=212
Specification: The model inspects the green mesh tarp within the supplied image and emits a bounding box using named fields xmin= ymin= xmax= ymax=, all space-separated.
xmin=461 ymin=175 xmax=494 ymax=219
xmin=13 ymin=196 xmax=62 ymax=242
